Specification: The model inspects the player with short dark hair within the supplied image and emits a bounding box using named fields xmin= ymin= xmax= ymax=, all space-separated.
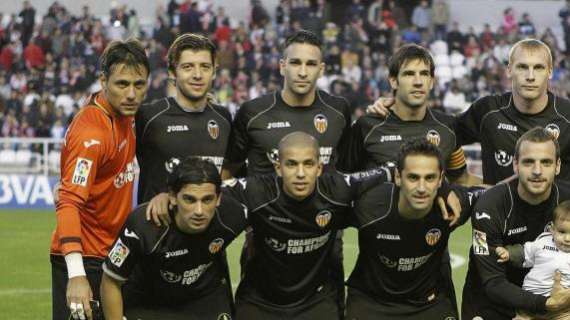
xmin=345 ymin=139 xmax=478 ymax=319
xmin=50 ymin=39 xmax=149 ymax=320
xmin=462 ymin=127 xmax=570 ymax=319
xmin=137 ymin=33 xmax=232 ymax=214
xmin=222 ymin=29 xmax=351 ymax=177
xmin=100 ymin=157 xmax=247 ymax=320
xmin=341 ymin=43 xmax=480 ymax=186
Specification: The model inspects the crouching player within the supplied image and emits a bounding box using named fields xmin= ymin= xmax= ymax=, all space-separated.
xmin=495 ymin=200 xmax=570 ymax=320
xmin=346 ymin=138 xmax=481 ymax=320
xmin=100 ymin=158 xmax=247 ymax=320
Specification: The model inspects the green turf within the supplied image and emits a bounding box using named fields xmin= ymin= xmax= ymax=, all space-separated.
xmin=0 ymin=211 xmax=472 ymax=318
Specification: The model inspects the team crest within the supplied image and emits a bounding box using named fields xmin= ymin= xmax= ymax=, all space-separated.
xmin=209 ymin=238 xmax=224 ymax=254
xmin=494 ymin=149 xmax=513 ymax=167
xmin=165 ymin=157 xmax=181 ymax=173
xmin=315 ymin=210 xmax=332 ymax=228
xmin=217 ymin=314 xmax=232 ymax=320
xmin=266 ymin=148 xmax=280 ymax=164
xmin=426 ymin=130 xmax=441 ymax=146
xmin=545 ymin=123 xmax=560 ymax=140
xmin=207 ymin=120 xmax=220 ymax=140
xmin=314 ymin=114 xmax=328 ymax=134
xmin=160 ymin=270 xmax=182 ymax=283
xmin=544 ymin=221 xmax=554 ymax=233
xmin=425 ymin=228 xmax=441 ymax=246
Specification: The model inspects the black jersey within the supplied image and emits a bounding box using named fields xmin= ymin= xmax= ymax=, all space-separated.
xmin=346 ymin=183 xmax=472 ymax=305
xmin=457 ymin=92 xmax=570 ymax=184
xmin=223 ymin=169 xmax=391 ymax=306
xmin=101 ymin=196 xmax=247 ymax=307
xmin=342 ymin=109 xmax=466 ymax=176
xmin=463 ymin=179 xmax=570 ymax=319
xmin=226 ymin=90 xmax=351 ymax=176
xmin=135 ymin=97 xmax=232 ymax=203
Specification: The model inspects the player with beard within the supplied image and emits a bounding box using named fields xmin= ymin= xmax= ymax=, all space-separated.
xmin=101 ymin=158 xmax=247 ymax=320
xmin=462 ymin=127 xmax=570 ymax=319
xmin=50 ymin=39 xmax=149 ymax=320
xmin=366 ymin=39 xmax=570 ymax=185
xmin=136 ymin=33 xmax=231 ymax=220
xmin=340 ymin=43 xmax=480 ymax=186
xmin=221 ymin=29 xmax=351 ymax=177
xmin=345 ymin=139 xmax=480 ymax=320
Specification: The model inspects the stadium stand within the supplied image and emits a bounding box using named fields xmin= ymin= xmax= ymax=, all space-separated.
xmin=1 ymin=0 xmax=569 ymax=175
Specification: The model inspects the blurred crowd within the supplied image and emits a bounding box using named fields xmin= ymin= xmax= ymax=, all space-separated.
xmin=2 ymin=0 xmax=570 ymax=141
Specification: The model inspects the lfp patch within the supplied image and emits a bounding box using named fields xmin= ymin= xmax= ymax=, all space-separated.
xmin=109 ymin=238 xmax=130 ymax=267
xmin=71 ymin=157 xmax=93 ymax=186
xmin=473 ymin=229 xmax=489 ymax=256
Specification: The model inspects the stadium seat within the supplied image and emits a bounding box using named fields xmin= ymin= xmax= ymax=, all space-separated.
xmin=15 ymin=149 xmax=32 ymax=166
xmin=48 ymin=150 xmax=61 ymax=172
xmin=0 ymin=149 xmax=17 ymax=164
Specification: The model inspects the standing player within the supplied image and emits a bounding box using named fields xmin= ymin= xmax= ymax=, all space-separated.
xmin=463 ymin=127 xmax=570 ymax=319
xmin=368 ymin=39 xmax=570 ymax=185
xmin=346 ymin=139 xmax=478 ymax=320
xmin=136 ymin=34 xmax=231 ymax=213
xmin=222 ymin=29 xmax=351 ymax=177
xmin=455 ymin=39 xmax=570 ymax=184
xmin=341 ymin=44 xmax=481 ymax=186
xmin=50 ymin=39 xmax=149 ymax=320
xmin=101 ymin=158 xmax=247 ymax=320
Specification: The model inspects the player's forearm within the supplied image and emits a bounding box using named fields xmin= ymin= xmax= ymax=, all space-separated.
xmin=485 ymin=277 xmax=548 ymax=314
xmin=101 ymin=273 xmax=124 ymax=320
xmin=56 ymin=202 xmax=84 ymax=254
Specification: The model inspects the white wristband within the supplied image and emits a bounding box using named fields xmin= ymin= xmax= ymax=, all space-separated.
xmin=64 ymin=252 xmax=86 ymax=278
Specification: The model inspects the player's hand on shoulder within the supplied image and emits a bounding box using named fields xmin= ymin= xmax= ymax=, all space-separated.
xmin=67 ymin=275 xmax=93 ymax=320
xmin=495 ymin=246 xmax=510 ymax=263
xmin=546 ymin=271 xmax=570 ymax=312
xmin=438 ymin=191 xmax=461 ymax=227
xmin=146 ymin=192 xmax=172 ymax=226
xmin=366 ymin=97 xmax=394 ymax=118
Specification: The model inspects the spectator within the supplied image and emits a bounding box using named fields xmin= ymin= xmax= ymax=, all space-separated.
xmin=447 ymin=21 xmax=465 ymax=53
xmin=0 ymin=42 xmax=15 ymax=71
xmin=388 ymin=0 xmax=408 ymax=30
xmin=559 ymin=0 xmax=570 ymax=53
xmin=23 ymin=38 xmax=45 ymax=70
xmin=502 ymin=7 xmax=518 ymax=38
xmin=432 ymin=0 xmax=450 ymax=41
xmin=518 ymin=13 xmax=536 ymax=37
xmin=19 ymin=1 xmax=36 ymax=46
xmin=367 ymin=0 xmax=384 ymax=27
xmin=443 ymin=80 xmax=468 ymax=114
xmin=411 ymin=0 xmax=431 ymax=33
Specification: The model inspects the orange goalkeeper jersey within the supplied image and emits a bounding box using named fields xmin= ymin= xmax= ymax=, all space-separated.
xmin=50 ymin=92 xmax=137 ymax=259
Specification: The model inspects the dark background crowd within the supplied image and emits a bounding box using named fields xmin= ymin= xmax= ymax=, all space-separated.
xmin=1 ymin=0 xmax=570 ymax=142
